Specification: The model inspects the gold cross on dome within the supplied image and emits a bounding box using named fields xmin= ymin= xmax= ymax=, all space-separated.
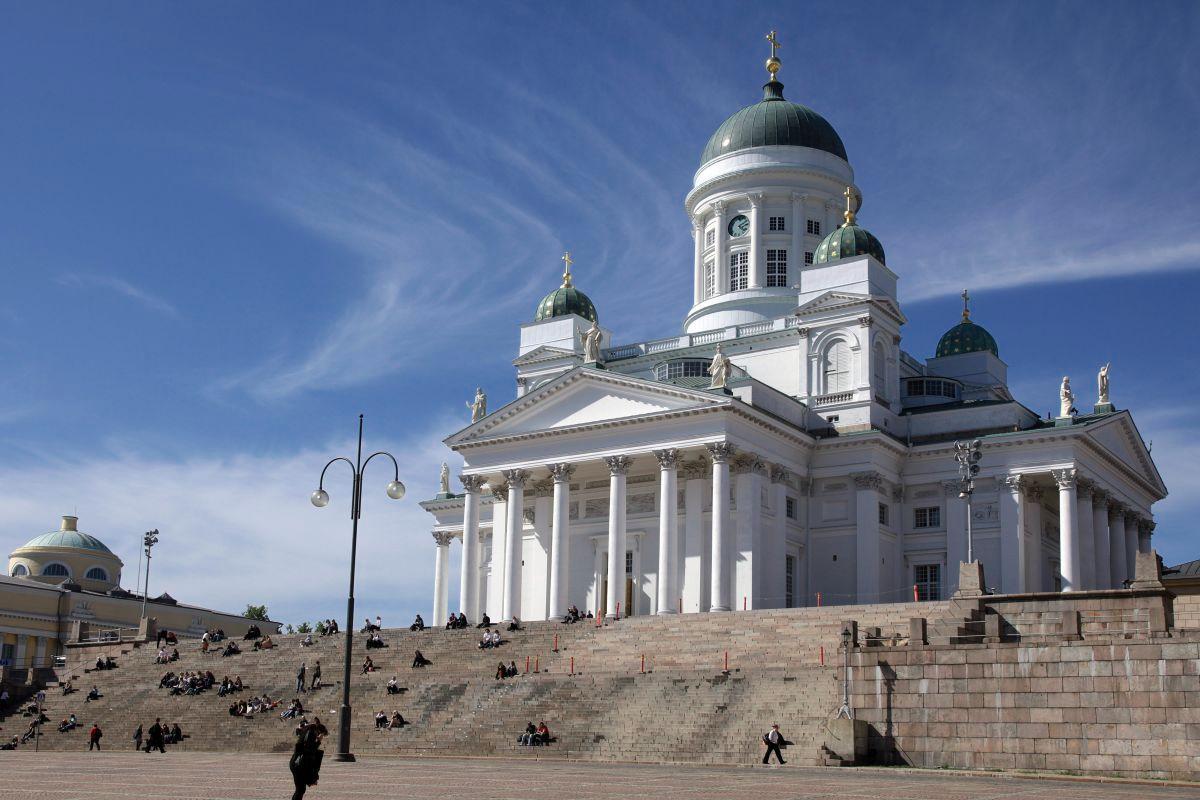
xmin=561 ymin=251 xmax=574 ymax=288
xmin=961 ymin=288 xmax=971 ymax=320
xmin=766 ymin=30 xmax=780 ymax=58
xmin=842 ymin=186 xmax=856 ymax=226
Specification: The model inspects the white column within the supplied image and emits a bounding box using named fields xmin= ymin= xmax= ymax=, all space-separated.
xmin=1053 ymin=468 xmax=1080 ymax=592
xmin=1124 ymin=513 xmax=1139 ymax=585
xmin=654 ymin=449 xmax=680 ymax=614
xmin=487 ymin=486 xmax=507 ymax=621
xmin=530 ymin=488 xmax=552 ymax=621
xmin=547 ymin=463 xmax=574 ymax=620
xmin=692 ymin=220 xmax=703 ymax=305
xmin=1091 ymin=489 xmax=1111 ymax=589
xmin=791 ymin=193 xmax=805 ymax=282
xmin=854 ymin=472 xmax=883 ymax=603
xmin=1108 ymin=501 xmax=1128 ymax=589
xmin=714 ymin=201 xmax=728 ymax=294
xmin=501 ymin=469 xmax=528 ymax=621
xmin=707 ymin=442 xmax=735 ymax=611
xmin=769 ymin=467 xmax=791 ymax=609
xmin=748 ymin=193 xmax=763 ymax=288
xmin=681 ymin=459 xmax=708 ymax=613
xmin=733 ymin=455 xmax=764 ymax=610
xmin=1076 ymin=479 xmax=1095 ymax=590
xmin=999 ymin=475 xmax=1026 ymax=594
xmin=1024 ymin=485 xmax=1044 ymax=592
xmin=459 ymin=475 xmax=485 ymax=620
xmin=431 ymin=531 xmax=453 ymax=623
xmin=604 ymin=456 xmax=631 ymax=617
xmin=1139 ymin=519 xmax=1154 ymax=555
xmin=942 ymin=480 xmax=967 ymax=594
xmin=14 ymin=636 xmax=27 ymax=669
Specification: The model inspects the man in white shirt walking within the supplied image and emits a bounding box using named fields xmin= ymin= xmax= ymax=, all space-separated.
xmin=762 ymin=723 xmax=785 ymax=765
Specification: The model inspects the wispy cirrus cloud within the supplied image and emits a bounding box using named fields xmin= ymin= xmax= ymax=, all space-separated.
xmin=57 ymin=273 xmax=181 ymax=318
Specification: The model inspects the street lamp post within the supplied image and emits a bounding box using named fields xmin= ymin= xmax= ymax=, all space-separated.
xmin=953 ymin=439 xmax=983 ymax=563
xmin=140 ymin=529 xmax=160 ymax=620
xmin=311 ymin=414 xmax=405 ymax=763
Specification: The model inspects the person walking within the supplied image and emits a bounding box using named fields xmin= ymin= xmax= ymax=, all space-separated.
xmin=133 ymin=724 xmax=143 ymax=751
xmin=761 ymin=723 xmax=786 ymax=765
xmin=288 ymin=717 xmax=328 ymax=800
xmin=88 ymin=723 xmax=103 ymax=751
xmin=296 ymin=662 xmax=306 ymax=694
xmin=310 ymin=660 xmax=321 ymax=691
xmin=146 ymin=718 xmax=166 ymax=753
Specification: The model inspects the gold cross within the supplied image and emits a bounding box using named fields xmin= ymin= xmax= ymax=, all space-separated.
xmin=766 ymin=30 xmax=780 ymax=59
xmin=842 ymin=186 xmax=856 ymax=226
xmin=961 ymin=288 xmax=971 ymax=320
xmin=561 ymin=251 xmax=574 ymax=288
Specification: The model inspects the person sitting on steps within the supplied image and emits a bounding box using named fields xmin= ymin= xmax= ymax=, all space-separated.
xmin=389 ymin=711 xmax=406 ymax=729
xmin=85 ymin=686 xmax=101 ymax=702
xmin=361 ymin=656 xmax=375 ymax=675
xmin=455 ymin=612 xmax=467 ymax=628
xmin=223 ymin=641 xmax=241 ymax=657
xmin=444 ymin=614 xmax=456 ymax=630
xmin=518 ymin=721 xmax=537 ymax=745
xmin=410 ymin=615 xmax=425 ymax=632
xmin=386 ymin=677 xmax=404 ymax=695
xmin=476 ymin=613 xmax=491 ymax=629
xmin=507 ymin=617 xmax=522 ymax=632
xmin=243 ymin=624 xmax=261 ymax=641
xmin=300 ymin=633 xmax=314 ymax=647
xmin=495 ymin=662 xmax=507 ymax=680
xmin=411 ymin=650 xmax=431 ymax=668
xmin=507 ymin=661 xmax=518 ymax=678
xmin=535 ymin=721 xmax=550 ymax=745
xmin=478 ymin=629 xmax=494 ymax=649
xmin=365 ymin=632 xmax=386 ymax=649
xmin=61 ymin=681 xmax=75 ymax=695
xmin=374 ymin=710 xmax=387 ymax=729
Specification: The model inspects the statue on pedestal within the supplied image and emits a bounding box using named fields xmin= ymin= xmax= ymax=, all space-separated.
xmin=1059 ymin=376 xmax=1076 ymax=417
xmin=581 ymin=320 xmax=603 ymax=364
xmin=708 ymin=345 xmax=732 ymax=390
xmin=467 ymin=387 xmax=487 ymax=423
xmin=1098 ymin=363 xmax=1110 ymax=405
xmin=439 ymin=462 xmax=450 ymax=495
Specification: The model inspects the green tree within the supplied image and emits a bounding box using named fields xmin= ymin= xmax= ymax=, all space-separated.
xmin=315 ymin=620 xmax=327 ymax=635
xmin=284 ymin=624 xmax=295 ymax=635
xmin=296 ymin=622 xmax=313 ymax=634
xmin=243 ymin=604 xmax=269 ymax=621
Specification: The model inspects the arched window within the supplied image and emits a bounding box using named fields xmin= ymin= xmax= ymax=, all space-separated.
xmin=85 ymin=567 xmax=109 ymax=581
xmin=42 ymin=563 xmax=70 ymax=577
xmin=823 ymin=340 xmax=851 ymax=393
xmin=11 ymin=563 xmax=28 ymax=577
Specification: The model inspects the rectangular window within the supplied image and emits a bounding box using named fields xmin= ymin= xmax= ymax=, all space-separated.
xmin=804 ymin=251 xmax=814 ymax=265
xmin=769 ymin=216 xmax=786 ymax=231
xmin=806 ymin=219 xmax=821 ymax=236
xmin=766 ymin=249 xmax=787 ymax=287
xmin=914 ymin=564 xmax=941 ymax=601
xmin=705 ymin=228 xmax=715 ymax=248
xmin=785 ymin=555 xmax=796 ymax=608
xmin=729 ymin=251 xmax=748 ymax=291
xmin=625 ymin=551 xmax=633 ymax=575
xmin=785 ymin=496 xmax=796 ymax=519
xmin=913 ymin=506 xmax=941 ymax=529
xmin=703 ymin=261 xmax=716 ymax=298
xmin=878 ymin=502 xmax=889 ymax=526
xmin=0 ymin=642 xmax=13 ymax=665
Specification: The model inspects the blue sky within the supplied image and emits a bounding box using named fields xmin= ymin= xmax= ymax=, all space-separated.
xmin=2 ymin=2 xmax=1198 ymax=626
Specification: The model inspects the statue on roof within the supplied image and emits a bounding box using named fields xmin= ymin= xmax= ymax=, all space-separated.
xmin=439 ymin=462 xmax=450 ymax=495
xmin=467 ymin=387 xmax=487 ymax=423
xmin=1059 ymin=376 xmax=1076 ymax=418
xmin=581 ymin=319 xmax=603 ymax=364
xmin=708 ymin=345 xmax=732 ymax=390
xmin=1098 ymin=363 xmax=1110 ymax=405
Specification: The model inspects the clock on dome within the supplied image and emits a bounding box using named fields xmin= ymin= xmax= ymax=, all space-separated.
xmin=727 ymin=214 xmax=750 ymax=237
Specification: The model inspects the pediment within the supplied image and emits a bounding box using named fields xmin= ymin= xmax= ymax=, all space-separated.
xmin=447 ymin=368 xmax=728 ymax=446
xmin=1083 ymin=412 xmax=1167 ymax=498
xmin=795 ymin=291 xmax=905 ymax=325
xmin=513 ymin=345 xmax=578 ymax=366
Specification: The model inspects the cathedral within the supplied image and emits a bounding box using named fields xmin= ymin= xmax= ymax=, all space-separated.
xmin=420 ymin=36 xmax=1166 ymax=623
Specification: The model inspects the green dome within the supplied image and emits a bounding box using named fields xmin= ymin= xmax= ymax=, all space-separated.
xmin=814 ymin=222 xmax=886 ymax=265
xmin=936 ymin=318 xmax=999 ymax=358
xmin=534 ymin=284 xmax=598 ymax=323
xmin=701 ymin=80 xmax=847 ymax=165
xmin=20 ymin=530 xmax=113 ymax=554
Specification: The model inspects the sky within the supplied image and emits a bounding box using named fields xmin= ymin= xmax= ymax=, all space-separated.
xmin=1 ymin=2 xmax=1198 ymax=627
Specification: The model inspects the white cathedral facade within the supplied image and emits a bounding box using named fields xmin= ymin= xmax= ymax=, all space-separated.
xmin=421 ymin=42 xmax=1166 ymax=623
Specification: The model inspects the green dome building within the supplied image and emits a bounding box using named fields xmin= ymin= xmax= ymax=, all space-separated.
xmin=935 ymin=292 xmax=999 ymax=358
xmin=534 ymin=254 xmax=598 ymax=323
xmin=815 ymin=188 xmax=886 ymax=265
xmin=700 ymin=78 xmax=848 ymax=165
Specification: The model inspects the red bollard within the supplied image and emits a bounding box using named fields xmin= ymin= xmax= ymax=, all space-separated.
xmin=534 ymin=656 xmax=539 ymax=673
xmin=640 ymin=654 xmax=645 ymax=674
xmin=525 ymin=656 xmax=530 ymax=674
xmin=615 ymin=601 xmax=621 ymax=621
xmin=595 ymin=612 xmax=602 ymax=628
xmin=553 ymin=633 xmax=558 ymax=652
xmin=817 ymin=592 xmax=822 ymax=607
xmin=678 ymin=597 xmax=682 ymax=614
xmin=819 ymin=646 xmax=825 ymax=666
xmin=743 ymin=596 xmax=747 ymax=611
xmin=913 ymin=584 xmax=919 ymax=602
xmin=569 ymin=656 xmax=574 ymax=675
xmin=723 ymin=650 xmax=729 ymax=673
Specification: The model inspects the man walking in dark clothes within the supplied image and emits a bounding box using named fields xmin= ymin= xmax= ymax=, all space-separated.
xmin=762 ymin=723 xmax=786 ymax=765
xmin=146 ymin=718 xmax=166 ymax=753
xmin=289 ymin=717 xmax=328 ymax=800
xmin=296 ymin=662 xmax=306 ymax=693
xmin=310 ymin=661 xmax=321 ymax=690
xmin=88 ymin=723 xmax=103 ymax=750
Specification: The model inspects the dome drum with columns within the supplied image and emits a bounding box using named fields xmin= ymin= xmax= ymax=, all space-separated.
xmin=421 ymin=34 xmax=1165 ymax=625
xmin=9 ymin=516 xmax=123 ymax=592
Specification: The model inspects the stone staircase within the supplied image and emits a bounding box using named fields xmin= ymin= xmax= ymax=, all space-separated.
xmin=5 ymin=600 xmax=945 ymax=765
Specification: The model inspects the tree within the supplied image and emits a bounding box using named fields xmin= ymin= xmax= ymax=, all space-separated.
xmin=315 ymin=620 xmax=327 ymax=635
xmin=284 ymin=624 xmax=295 ymax=635
xmin=296 ymin=622 xmax=312 ymax=634
xmin=244 ymin=604 xmax=269 ymax=621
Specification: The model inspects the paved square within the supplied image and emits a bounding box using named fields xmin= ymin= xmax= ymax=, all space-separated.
xmin=1 ymin=752 xmax=1195 ymax=800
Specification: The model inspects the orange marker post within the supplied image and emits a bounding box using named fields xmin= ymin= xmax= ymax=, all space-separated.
xmin=913 ymin=584 xmax=919 ymax=603
xmin=534 ymin=656 xmax=539 ymax=673
xmin=640 ymin=654 xmax=645 ymax=674
xmin=723 ymin=650 xmax=729 ymax=673
xmin=525 ymin=656 xmax=530 ymax=674
xmin=615 ymin=602 xmax=620 ymax=621
xmin=553 ymin=634 xmax=559 ymax=652
xmin=819 ymin=646 xmax=825 ymax=666
xmin=569 ymin=656 xmax=574 ymax=675
xmin=817 ymin=592 xmax=822 ymax=607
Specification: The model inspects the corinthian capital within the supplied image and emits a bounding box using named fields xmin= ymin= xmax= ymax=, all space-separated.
xmin=501 ymin=469 xmax=529 ymax=489
xmin=1000 ymin=474 xmax=1024 ymax=495
xmin=432 ymin=530 xmax=455 ymax=547
xmin=706 ymin=442 xmax=737 ymax=463
xmin=604 ymin=455 xmax=632 ymax=476
xmin=547 ymin=463 xmax=576 ymax=483
xmin=1051 ymin=468 xmax=1076 ymax=491
xmin=459 ymin=474 xmax=487 ymax=494
xmin=653 ymin=448 xmax=680 ymax=470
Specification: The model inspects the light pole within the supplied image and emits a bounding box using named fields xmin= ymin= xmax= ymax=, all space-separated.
xmin=953 ymin=439 xmax=982 ymax=563
xmin=311 ymin=414 xmax=405 ymax=763
xmin=140 ymin=529 xmax=160 ymax=620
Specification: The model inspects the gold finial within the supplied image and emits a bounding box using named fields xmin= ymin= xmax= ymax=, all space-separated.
xmin=765 ymin=30 xmax=782 ymax=79
xmin=842 ymin=186 xmax=857 ymax=227
xmin=561 ymin=251 xmax=574 ymax=288
xmin=961 ymin=289 xmax=971 ymax=321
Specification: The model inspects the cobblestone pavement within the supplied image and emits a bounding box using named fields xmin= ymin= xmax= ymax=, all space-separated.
xmin=2 ymin=752 xmax=1196 ymax=799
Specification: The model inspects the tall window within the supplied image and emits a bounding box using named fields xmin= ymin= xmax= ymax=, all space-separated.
xmin=785 ymin=555 xmax=796 ymax=608
xmin=914 ymin=507 xmax=941 ymax=528
xmin=785 ymin=497 xmax=796 ymax=519
xmin=914 ymin=564 xmax=941 ymax=601
xmin=769 ymin=216 xmax=786 ymax=231
xmin=729 ymin=252 xmax=748 ymax=291
xmin=823 ymin=340 xmax=851 ymax=393
xmin=766 ymin=249 xmax=787 ymax=287
xmin=806 ymin=219 xmax=821 ymax=236
xmin=873 ymin=342 xmax=886 ymax=391
xmin=878 ymin=502 xmax=889 ymax=526
xmin=703 ymin=261 xmax=716 ymax=298
xmin=804 ymin=251 xmax=814 ymax=265
xmin=704 ymin=228 xmax=715 ymax=248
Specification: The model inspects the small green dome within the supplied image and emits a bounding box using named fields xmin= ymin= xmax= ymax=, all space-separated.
xmin=534 ymin=285 xmax=597 ymax=323
xmin=20 ymin=530 xmax=113 ymax=554
xmin=701 ymin=80 xmax=847 ymax=165
xmin=815 ymin=222 xmax=886 ymax=265
xmin=936 ymin=318 xmax=999 ymax=358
